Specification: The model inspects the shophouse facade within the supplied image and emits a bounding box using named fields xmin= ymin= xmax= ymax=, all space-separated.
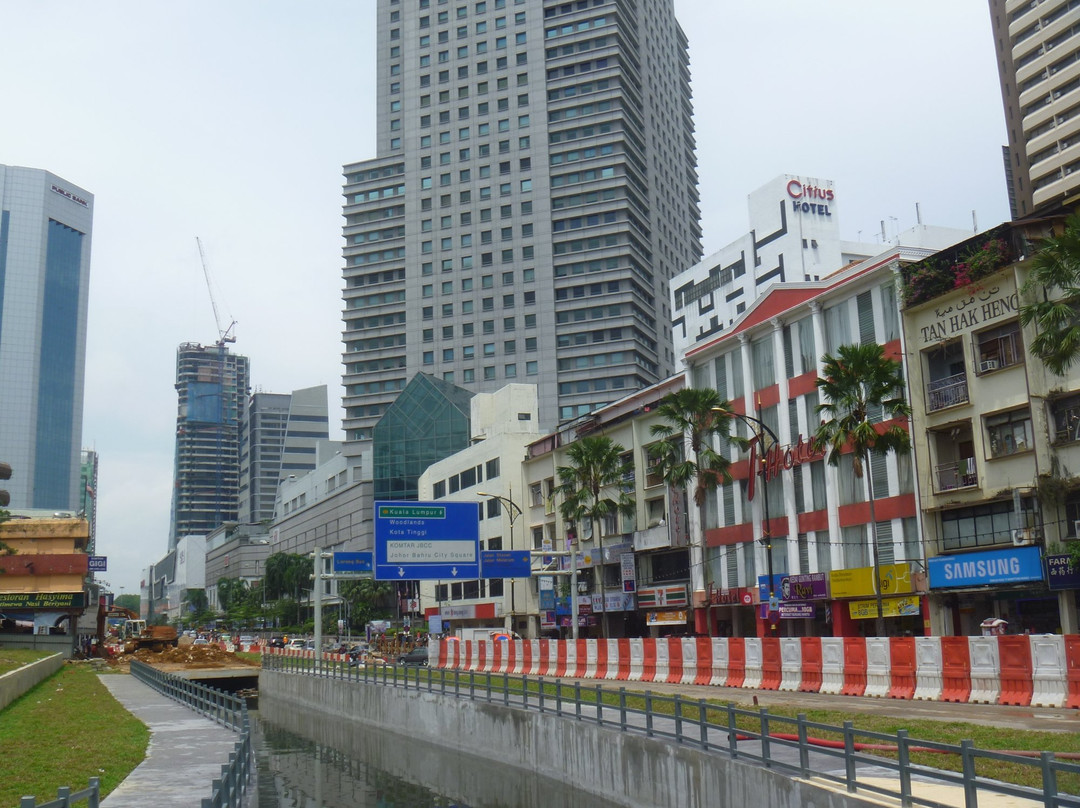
xmin=678 ymin=246 xmax=944 ymax=638
xmin=900 ymin=218 xmax=1080 ymax=636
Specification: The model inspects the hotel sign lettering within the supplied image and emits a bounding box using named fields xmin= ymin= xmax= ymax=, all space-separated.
xmin=746 ymin=433 xmax=824 ymax=501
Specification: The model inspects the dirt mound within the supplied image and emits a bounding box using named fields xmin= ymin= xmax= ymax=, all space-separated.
xmin=128 ymin=645 xmax=259 ymax=668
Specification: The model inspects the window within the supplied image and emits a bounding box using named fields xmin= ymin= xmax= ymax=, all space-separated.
xmin=974 ymin=321 xmax=1022 ymax=373
xmin=986 ymin=409 xmax=1032 ymax=457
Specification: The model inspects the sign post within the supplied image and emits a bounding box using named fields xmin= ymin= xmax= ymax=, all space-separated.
xmin=374 ymin=501 xmax=480 ymax=581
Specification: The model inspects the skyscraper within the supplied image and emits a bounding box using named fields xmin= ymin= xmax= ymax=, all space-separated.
xmin=0 ymin=165 xmax=93 ymax=510
xmin=238 ymin=385 xmax=330 ymax=523
xmin=989 ymin=0 xmax=1080 ymax=218
xmin=341 ymin=0 xmax=700 ymax=444
xmin=169 ymin=342 xmax=250 ymax=548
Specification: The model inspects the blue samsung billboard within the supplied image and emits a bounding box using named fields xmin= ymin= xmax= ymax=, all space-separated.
xmin=928 ymin=546 xmax=1043 ymax=589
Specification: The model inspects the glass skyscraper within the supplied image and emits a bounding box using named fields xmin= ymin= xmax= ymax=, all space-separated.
xmin=0 ymin=165 xmax=93 ymax=510
xmin=341 ymin=0 xmax=701 ymax=447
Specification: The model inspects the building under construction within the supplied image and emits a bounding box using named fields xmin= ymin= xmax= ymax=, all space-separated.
xmin=169 ymin=342 xmax=250 ymax=549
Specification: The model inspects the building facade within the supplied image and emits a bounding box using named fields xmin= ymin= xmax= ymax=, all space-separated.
xmin=340 ymin=0 xmax=701 ymax=446
xmin=0 ymin=165 xmax=93 ymax=510
xmin=80 ymin=449 xmax=98 ymax=554
xmin=238 ymin=385 xmax=330 ymax=524
xmin=989 ymin=0 xmax=1080 ymax=217
xmin=900 ymin=219 xmax=1079 ymax=636
xmin=169 ymin=342 xmax=250 ymax=548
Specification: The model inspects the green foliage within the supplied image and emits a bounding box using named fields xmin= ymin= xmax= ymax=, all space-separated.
xmin=648 ymin=387 xmax=734 ymax=509
xmin=554 ymin=435 xmax=635 ymax=540
xmin=114 ymin=594 xmax=140 ymax=613
xmin=339 ymin=578 xmax=394 ymax=630
xmin=264 ymin=552 xmax=311 ymax=600
xmin=1018 ymin=213 xmax=1080 ymax=376
xmin=901 ymin=237 xmax=1011 ymax=307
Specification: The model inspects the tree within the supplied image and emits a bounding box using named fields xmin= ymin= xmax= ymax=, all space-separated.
xmin=1019 ymin=213 xmax=1080 ymax=375
xmin=649 ymin=387 xmax=734 ymax=631
xmin=339 ymin=578 xmax=394 ymax=632
xmin=115 ymin=593 xmax=140 ymax=613
xmin=216 ymin=577 xmax=249 ymax=613
xmin=814 ymin=342 xmax=911 ymax=636
xmin=554 ymin=435 xmax=634 ymax=638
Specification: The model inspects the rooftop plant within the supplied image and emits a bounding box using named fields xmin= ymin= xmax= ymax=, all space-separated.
xmin=901 ymin=237 xmax=1011 ymax=307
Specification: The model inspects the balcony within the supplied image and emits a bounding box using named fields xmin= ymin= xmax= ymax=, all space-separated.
xmin=927 ymin=372 xmax=969 ymax=412
xmin=935 ymin=457 xmax=978 ymax=492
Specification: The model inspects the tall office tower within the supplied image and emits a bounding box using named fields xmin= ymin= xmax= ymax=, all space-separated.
xmin=989 ymin=0 xmax=1080 ymax=218
xmin=80 ymin=449 xmax=99 ymax=553
xmin=0 ymin=165 xmax=93 ymax=510
xmin=238 ymin=385 xmax=329 ymax=523
xmin=341 ymin=0 xmax=700 ymax=444
xmin=169 ymin=342 xmax=250 ymax=549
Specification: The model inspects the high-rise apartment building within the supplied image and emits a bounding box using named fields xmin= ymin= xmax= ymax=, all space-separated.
xmin=341 ymin=0 xmax=700 ymax=443
xmin=80 ymin=449 xmax=99 ymax=554
xmin=169 ymin=342 xmax=250 ymax=548
xmin=989 ymin=0 xmax=1080 ymax=218
xmin=238 ymin=385 xmax=330 ymax=523
xmin=0 ymin=165 xmax=93 ymax=510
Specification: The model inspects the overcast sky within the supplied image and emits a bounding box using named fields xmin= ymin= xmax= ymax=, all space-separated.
xmin=1 ymin=1 xmax=1009 ymax=597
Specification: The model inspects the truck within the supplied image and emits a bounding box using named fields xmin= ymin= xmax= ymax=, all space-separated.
xmin=121 ymin=621 xmax=178 ymax=653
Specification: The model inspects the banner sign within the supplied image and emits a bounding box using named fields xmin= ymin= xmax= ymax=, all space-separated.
xmin=848 ymin=595 xmax=921 ymax=620
xmin=928 ymin=546 xmax=1043 ymax=589
xmin=646 ymin=610 xmax=687 ymax=626
xmin=1045 ymin=554 xmax=1080 ymax=591
xmin=779 ymin=601 xmax=816 ymax=619
xmin=620 ymin=553 xmax=636 ymax=593
xmin=636 ymin=584 xmax=687 ymax=609
xmin=830 ymin=563 xmax=914 ymax=599
xmin=0 ymin=591 xmax=85 ymax=609
xmin=87 ymin=556 xmax=107 ymax=572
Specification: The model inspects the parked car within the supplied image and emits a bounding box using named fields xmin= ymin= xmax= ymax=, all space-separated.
xmin=193 ymin=637 xmax=209 ymax=646
xmin=286 ymin=638 xmax=305 ymax=650
xmin=268 ymin=637 xmax=285 ymax=649
xmin=398 ymin=646 xmax=429 ymax=667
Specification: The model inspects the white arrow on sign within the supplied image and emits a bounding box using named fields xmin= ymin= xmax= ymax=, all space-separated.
xmin=398 ymin=567 xmax=405 ymax=577
xmin=451 ymin=567 xmax=458 ymax=576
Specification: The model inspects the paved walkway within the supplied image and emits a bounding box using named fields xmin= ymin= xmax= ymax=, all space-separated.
xmin=98 ymin=674 xmax=241 ymax=808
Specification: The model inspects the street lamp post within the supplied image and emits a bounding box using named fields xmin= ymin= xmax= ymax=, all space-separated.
xmin=714 ymin=408 xmax=781 ymax=634
xmin=477 ymin=488 xmax=523 ymax=629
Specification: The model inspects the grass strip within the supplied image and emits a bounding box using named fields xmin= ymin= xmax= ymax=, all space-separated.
xmin=0 ymin=650 xmax=52 ymax=677
xmin=0 ymin=663 xmax=149 ymax=805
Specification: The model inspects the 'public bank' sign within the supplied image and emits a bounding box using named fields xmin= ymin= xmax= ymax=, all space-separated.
xmin=928 ymin=546 xmax=1043 ymax=589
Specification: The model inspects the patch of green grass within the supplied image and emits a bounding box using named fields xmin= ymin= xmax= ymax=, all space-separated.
xmin=0 ymin=663 xmax=149 ymax=804
xmin=0 ymin=649 xmax=52 ymax=677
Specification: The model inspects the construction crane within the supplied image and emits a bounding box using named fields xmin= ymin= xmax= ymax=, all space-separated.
xmin=195 ymin=236 xmax=237 ymax=347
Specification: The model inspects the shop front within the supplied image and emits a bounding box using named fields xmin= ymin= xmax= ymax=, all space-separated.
xmin=828 ymin=562 xmax=926 ymax=637
xmin=707 ymin=584 xmax=756 ymax=637
xmin=928 ymin=545 xmax=1060 ymax=635
xmin=638 ymin=584 xmax=691 ymax=636
xmin=755 ymin=572 xmax=832 ymax=637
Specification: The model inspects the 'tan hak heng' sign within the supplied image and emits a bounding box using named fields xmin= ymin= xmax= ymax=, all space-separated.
xmin=0 ymin=591 xmax=86 ymax=609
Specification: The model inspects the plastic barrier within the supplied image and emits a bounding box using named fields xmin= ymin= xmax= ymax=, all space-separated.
xmin=760 ymin=638 xmax=782 ymax=691
xmin=510 ymin=640 xmax=525 ymax=675
xmin=887 ymin=637 xmax=916 ymax=700
xmin=523 ymin=640 xmax=539 ymax=676
xmin=562 ymin=639 xmax=577 ymax=678
xmin=722 ymin=637 xmax=742 ymax=689
xmin=841 ymin=637 xmax=867 ymax=697
xmin=940 ymin=636 xmax=971 ymax=703
xmin=652 ymin=638 xmax=670 ymax=683
xmin=627 ymin=638 xmax=644 ymax=681
xmin=1066 ymin=635 xmax=1080 ymax=710
xmin=779 ymin=638 xmax=802 ymax=692
xmin=608 ymin=639 xmax=626 ymax=680
xmin=490 ymin=639 xmax=504 ymax=673
xmin=710 ymin=638 xmax=730 ymax=687
xmin=968 ymin=636 xmax=1001 ymax=704
xmin=820 ymin=637 xmax=844 ymax=695
xmin=474 ymin=641 xmax=488 ymax=673
xmin=693 ymin=637 xmax=712 ymax=686
xmin=864 ymin=638 xmax=891 ymax=698
xmin=675 ymin=638 xmax=694 ymax=685
xmin=587 ymin=639 xmax=601 ymax=679
xmin=743 ymin=638 xmax=763 ymax=690
xmin=641 ymin=638 xmax=657 ymax=682
xmin=539 ymin=639 xmax=556 ymax=677
xmin=667 ymin=638 xmax=685 ymax=684
xmin=913 ymin=637 xmax=943 ymax=701
xmin=1030 ymin=635 xmax=1067 ymax=708
xmin=799 ymin=637 xmax=822 ymax=693
xmin=997 ymin=635 xmax=1033 ymax=706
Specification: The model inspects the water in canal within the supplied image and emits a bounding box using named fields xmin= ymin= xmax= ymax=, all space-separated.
xmin=251 ymin=709 xmax=624 ymax=808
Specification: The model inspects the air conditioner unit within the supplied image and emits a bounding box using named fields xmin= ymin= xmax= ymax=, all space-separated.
xmin=980 ymin=359 xmax=1000 ymax=373
xmin=1012 ymin=528 xmax=1033 ymax=546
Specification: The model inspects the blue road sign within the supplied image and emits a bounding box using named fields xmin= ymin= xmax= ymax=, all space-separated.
xmin=480 ymin=550 xmax=532 ymax=578
xmin=374 ymin=501 xmax=480 ymax=580
xmin=333 ymin=551 xmax=373 ymax=574
xmin=88 ymin=556 xmax=107 ymax=572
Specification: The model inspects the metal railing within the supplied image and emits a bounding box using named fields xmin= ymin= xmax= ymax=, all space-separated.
xmin=263 ymin=654 xmax=1080 ymax=808
xmin=130 ymin=660 xmax=252 ymax=808
xmin=927 ymin=373 xmax=969 ymax=411
xmin=19 ymin=779 xmax=99 ymax=808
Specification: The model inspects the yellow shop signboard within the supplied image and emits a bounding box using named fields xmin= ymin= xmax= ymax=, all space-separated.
xmin=829 ymin=563 xmax=913 ymax=599
xmin=848 ymin=595 xmax=921 ymax=620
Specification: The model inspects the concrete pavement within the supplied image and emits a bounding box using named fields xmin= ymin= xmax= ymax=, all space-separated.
xmin=98 ymin=674 xmax=242 ymax=808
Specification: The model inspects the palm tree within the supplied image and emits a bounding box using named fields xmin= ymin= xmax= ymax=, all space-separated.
xmin=1018 ymin=213 xmax=1080 ymax=375
xmin=814 ymin=342 xmax=911 ymax=637
xmin=554 ymin=435 xmax=635 ymax=638
xmin=649 ymin=387 xmax=734 ymax=631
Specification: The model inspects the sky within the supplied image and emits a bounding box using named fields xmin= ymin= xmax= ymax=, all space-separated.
xmin=1 ymin=1 xmax=1010 ymax=597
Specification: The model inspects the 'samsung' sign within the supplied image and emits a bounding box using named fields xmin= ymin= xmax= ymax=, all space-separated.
xmin=928 ymin=546 xmax=1043 ymax=589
